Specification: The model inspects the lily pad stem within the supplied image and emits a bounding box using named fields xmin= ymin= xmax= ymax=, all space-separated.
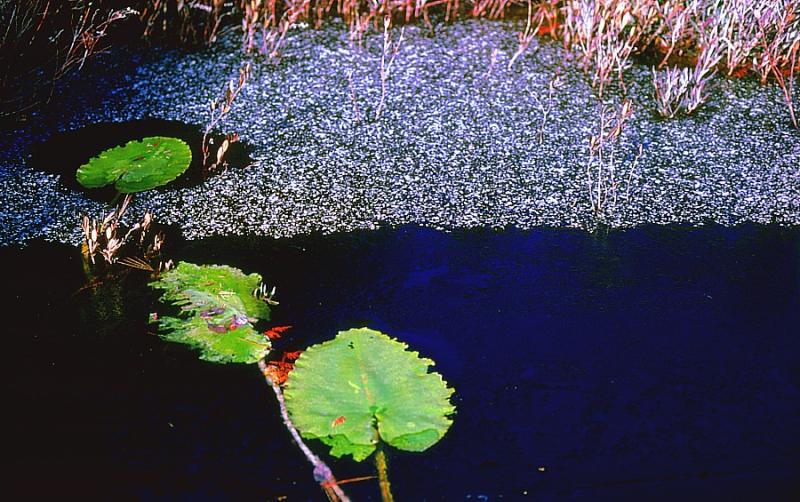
xmin=110 ymin=190 xmax=123 ymax=207
xmin=257 ymin=359 xmax=350 ymax=502
xmin=375 ymin=444 xmax=394 ymax=502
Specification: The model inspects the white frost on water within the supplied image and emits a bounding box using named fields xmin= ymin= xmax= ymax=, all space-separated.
xmin=0 ymin=19 xmax=799 ymax=245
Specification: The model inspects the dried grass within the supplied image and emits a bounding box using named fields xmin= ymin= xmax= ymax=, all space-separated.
xmin=3 ymin=1 xmax=798 ymax=124
xmin=0 ymin=0 xmax=134 ymax=121
xmin=231 ymin=0 xmax=799 ymax=122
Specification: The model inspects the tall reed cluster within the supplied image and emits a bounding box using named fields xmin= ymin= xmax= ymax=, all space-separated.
xmin=554 ymin=0 xmax=799 ymax=123
xmin=3 ymin=1 xmax=797 ymax=128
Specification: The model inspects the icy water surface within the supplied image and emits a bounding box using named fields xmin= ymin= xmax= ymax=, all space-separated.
xmin=4 ymin=224 xmax=799 ymax=500
xmin=1 ymin=20 xmax=799 ymax=244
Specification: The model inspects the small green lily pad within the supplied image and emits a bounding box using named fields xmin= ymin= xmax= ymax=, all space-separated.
xmin=76 ymin=136 xmax=192 ymax=193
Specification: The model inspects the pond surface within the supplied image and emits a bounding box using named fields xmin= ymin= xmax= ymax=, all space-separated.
xmin=4 ymin=224 xmax=799 ymax=500
xmin=3 ymin=21 xmax=799 ymax=245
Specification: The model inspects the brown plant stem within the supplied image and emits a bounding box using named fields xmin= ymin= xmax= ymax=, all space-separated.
xmin=375 ymin=445 xmax=394 ymax=502
xmin=257 ymin=359 xmax=350 ymax=502
xmin=202 ymin=63 xmax=250 ymax=172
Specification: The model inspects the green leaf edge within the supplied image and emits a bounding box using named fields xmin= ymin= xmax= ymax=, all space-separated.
xmin=149 ymin=262 xmax=272 ymax=364
xmin=76 ymin=136 xmax=192 ymax=193
xmin=284 ymin=327 xmax=456 ymax=461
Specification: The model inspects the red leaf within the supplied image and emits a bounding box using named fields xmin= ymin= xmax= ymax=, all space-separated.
xmin=264 ymin=325 xmax=292 ymax=340
xmin=730 ymin=66 xmax=750 ymax=78
xmin=537 ymin=21 xmax=560 ymax=37
xmin=265 ymin=360 xmax=295 ymax=385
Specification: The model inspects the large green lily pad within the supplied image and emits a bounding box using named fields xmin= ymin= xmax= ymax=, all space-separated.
xmin=149 ymin=262 xmax=272 ymax=363
xmin=76 ymin=136 xmax=191 ymax=193
xmin=284 ymin=328 xmax=455 ymax=461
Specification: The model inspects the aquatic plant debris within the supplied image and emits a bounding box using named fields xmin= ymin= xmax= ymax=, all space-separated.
xmin=284 ymin=327 xmax=455 ymax=461
xmin=76 ymin=136 xmax=191 ymax=193
xmin=0 ymin=20 xmax=798 ymax=244
xmin=149 ymin=262 xmax=272 ymax=363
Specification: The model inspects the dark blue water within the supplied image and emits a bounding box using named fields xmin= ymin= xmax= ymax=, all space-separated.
xmin=4 ymin=225 xmax=799 ymax=500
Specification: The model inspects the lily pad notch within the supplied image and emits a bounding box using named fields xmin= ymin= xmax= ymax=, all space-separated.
xmin=284 ymin=327 xmax=456 ymax=501
xmin=76 ymin=136 xmax=192 ymax=193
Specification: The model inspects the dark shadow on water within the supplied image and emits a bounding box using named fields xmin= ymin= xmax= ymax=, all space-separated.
xmin=27 ymin=119 xmax=253 ymax=202
xmin=2 ymin=224 xmax=799 ymax=500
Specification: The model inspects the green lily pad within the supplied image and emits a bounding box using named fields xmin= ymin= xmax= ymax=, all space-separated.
xmin=284 ymin=327 xmax=455 ymax=461
xmin=76 ymin=136 xmax=192 ymax=193
xmin=149 ymin=262 xmax=272 ymax=363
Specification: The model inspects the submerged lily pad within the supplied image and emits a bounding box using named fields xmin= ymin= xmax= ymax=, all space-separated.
xmin=284 ymin=328 xmax=455 ymax=461
xmin=76 ymin=136 xmax=191 ymax=192
xmin=149 ymin=262 xmax=272 ymax=363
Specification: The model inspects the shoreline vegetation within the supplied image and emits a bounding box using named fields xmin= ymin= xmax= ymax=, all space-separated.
xmin=2 ymin=0 xmax=798 ymax=126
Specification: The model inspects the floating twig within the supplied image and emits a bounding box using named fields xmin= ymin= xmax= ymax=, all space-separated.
xmin=257 ymin=359 xmax=351 ymax=502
